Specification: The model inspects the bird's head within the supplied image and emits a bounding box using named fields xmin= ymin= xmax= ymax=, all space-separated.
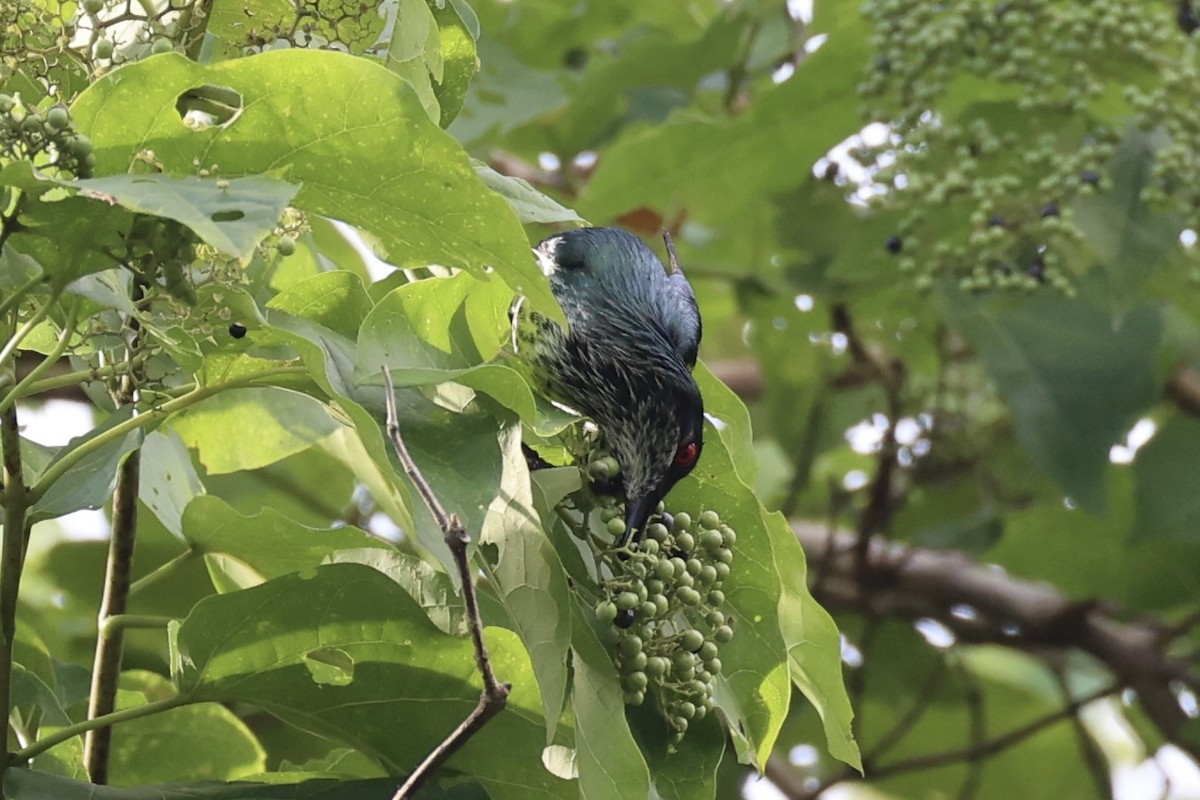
xmin=606 ymin=377 xmax=704 ymax=545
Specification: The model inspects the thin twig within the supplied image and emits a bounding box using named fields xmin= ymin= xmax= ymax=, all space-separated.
xmin=382 ymin=368 xmax=510 ymax=800
xmin=955 ymin=661 xmax=986 ymax=800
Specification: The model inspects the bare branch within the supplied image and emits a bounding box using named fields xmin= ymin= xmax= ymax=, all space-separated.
xmin=795 ymin=522 xmax=1200 ymax=764
xmin=383 ymin=368 xmax=511 ymax=800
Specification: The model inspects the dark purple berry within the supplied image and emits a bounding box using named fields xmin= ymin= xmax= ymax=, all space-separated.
xmin=1180 ymin=3 xmax=1200 ymax=34
xmin=229 ymin=322 xmax=247 ymax=339
xmin=1028 ymin=258 xmax=1045 ymax=281
xmin=615 ymin=608 xmax=636 ymax=629
xmin=1081 ymin=170 xmax=1101 ymax=187
xmin=987 ymin=215 xmax=1006 ymax=228
xmin=1039 ymin=203 xmax=1060 ymax=218
xmin=885 ymin=235 xmax=903 ymax=254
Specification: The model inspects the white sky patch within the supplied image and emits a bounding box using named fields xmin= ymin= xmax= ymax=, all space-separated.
xmin=840 ymin=634 xmax=863 ymax=667
xmin=842 ymin=469 xmax=869 ymax=492
xmin=914 ymin=617 xmax=956 ymax=649
xmin=772 ymin=62 xmax=795 ymax=84
xmin=537 ymin=151 xmax=561 ymax=172
xmin=794 ymin=293 xmax=814 ymax=312
xmin=21 ymin=399 xmax=94 ymax=446
xmin=1110 ymin=418 xmax=1158 ymax=465
xmin=1181 ymin=229 xmax=1197 ymax=248
xmin=789 ymin=743 xmax=820 ymax=767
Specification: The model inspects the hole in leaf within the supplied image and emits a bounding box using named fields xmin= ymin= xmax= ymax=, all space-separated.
xmin=211 ymin=210 xmax=245 ymax=222
xmin=303 ymin=646 xmax=355 ymax=687
xmin=176 ymin=85 xmax=243 ymax=129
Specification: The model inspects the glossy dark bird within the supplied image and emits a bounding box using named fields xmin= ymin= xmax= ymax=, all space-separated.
xmin=513 ymin=227 xmax=704 ymax=546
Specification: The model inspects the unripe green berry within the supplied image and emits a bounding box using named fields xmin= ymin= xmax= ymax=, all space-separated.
xmin=595 ymin=601 xmax=617 ymax=624
xmin=624 ymin=671 xmax=648 ymax=691
xmin=589 ymin=455 xmax=620 ymax=480
xmin=705 ymin=657 xmax=723 ymax=674
xmin=714 ymin=624 xmax=734 ymax=643
xmin=646 ymin=522 xmax=669 ymax=542
xmin=625 ymin=651 xmax=647 ymax=672
xmin=83 ymin=0 xmax=104 ymax=13
xmin=699 ymin=530 xmax=723 ymax=551
xmin=708 ymin=589 xmax=726 ymax=606
xmin=277 ymin=235 xmax=297 ymax=256
xmin=698 ymin=641 xmax=719 ymax=661
xmin=655 ymin=559 xmax=675 ymax=581
xmin=680 ymin=629 xmax=704 ymax=652
xmin=675 ymin=532 xmax=695 ymax=552
xmin=94 ymin=38 xmax=114 ymax=59
xmin=678 ymin=701 xmax=697 ymax=719
xmin=672 ymin=512 xmax=692 ymax=531
xmin=638 ymin=601 xmax=657 ymax=619
xmin=21 ymin=115 xmax=42 ymax=134
xmin=606 ymin=517 xmax=626 ymax=538
xmin=699 ymin=565 xmax=718 ymax=585
xmin=699 ymin=510 xmax=720 ymax=529
xmin=646 ymin=656 xmax=667 ymax=677
xmin=673 ymin=651 xmax=697 ymax=671
xmin=616 ymin=592 xmax=639 ymax=611
xmin=45 ymin=106 xmax=70 ymax=131
xmin=619 ymin=634 xmax=643 ymax=657
xmin=623 ymin=690 xmax=645 ymax=706
xmin=686 ymin=558 xmax=703 ymax=577
xmin=714 ymin=562 xmax=731 ymax=581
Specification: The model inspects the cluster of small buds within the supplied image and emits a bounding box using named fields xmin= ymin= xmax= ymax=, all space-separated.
xmin=856 ymin=0 xmax=1193 ymax=293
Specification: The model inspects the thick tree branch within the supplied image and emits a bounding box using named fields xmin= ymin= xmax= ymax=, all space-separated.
xmin=794 ymin=522 xmax=1200 ymax=764
xmin=383 ymin=369 xmax=510 ymax=800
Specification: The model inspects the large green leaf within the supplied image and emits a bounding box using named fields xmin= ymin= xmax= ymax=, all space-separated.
xmin=1134 ymin=415 xmax=1200 ymax=542
xmin=108 ymin=671 xmax=267 ymax=786
xmin=70 ymin=50 xmax=559 ymax=319
xmin=171 ymin=564 xmax=574 ymax=800
xmin=945 ymin=288 xmax=1162 ymax=513
xmin=4 ymin=769 xmax=407 ymax=799
xmin=567 ymin=598 xmax=651 ymax=800
xmin=481 ymin=424 xmax=572 ymax=739
xmin=168 ymin=386 xmax=343 ymax=476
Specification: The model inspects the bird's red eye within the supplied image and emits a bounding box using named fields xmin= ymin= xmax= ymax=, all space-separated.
xmin=674 ymin=441 xmax=699 ymax=467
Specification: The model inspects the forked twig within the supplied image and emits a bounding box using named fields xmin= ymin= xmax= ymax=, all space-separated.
xmin=383 ymin=368 xmax=511 ymax=800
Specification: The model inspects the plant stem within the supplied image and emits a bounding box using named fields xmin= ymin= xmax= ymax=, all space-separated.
xmin=0 ymin=286 xmax=63 ymax=368
xmin=128 ymin=547 xmax=197 ymax=597
xmin=10 ymin=695 xmax=185 ymax=766
xmin=0 ymin=298 xmax=81 ymax=415
xmin=0 ymin=404 xmax=29 ymax=790
xmin=26 ymin=364 xmax=307 ymax=505
xmin=12 ymin=356 xmax=144 ymax=401
xmin=84 ymin=448 xmax=141 ymax=784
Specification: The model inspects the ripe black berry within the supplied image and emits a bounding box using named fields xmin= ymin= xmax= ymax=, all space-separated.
xmin=987 ymin=215 xmax=1006 ymax=228
xmin=1028 ymin=258 xmax=1046 ymax=281
xmin=229 ymin=322 xmax=247 ymax=339
xmin=885 ymin=235 xmax=903 ymax=254
xmin=614 ymin=608 xmax=636 ymax=629
xmin=1039 ymin=203 xmax=1060 ymax=218
xmin=1081 ymin=170 xmax=1101 ymax=187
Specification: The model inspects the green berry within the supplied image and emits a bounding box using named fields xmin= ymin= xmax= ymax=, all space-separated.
xmin=699 ymin=530 xmax=723 ymax=551
xmin=638 ymin=601 xmax=657 ymax=619
xmin=625 ymin=651 xmax=647 ymax=672
xmin=619 ymin=634 xmax=643 ymax=657
xmin=640 ymin=538 xmax=659 ymax=555
xmin=678 ymin=701 xmax=697 ymax=719
xmin=647 ymin=522 xmax=669 ymax=542
xmin=673 ymin=651 xmax=697 ymax=671
xmin=714 ymin=562 xmax=731 ymax=581
xmin=714 ymin=625 xmax=734 ymax=643
xmin=606 ymin=517 xmax=626 ymax=538
xmin=669 ymin=557 xmax=687 ymax=578
xmin=646 ymin=656 xmax=667 ymax=678
xmin=706 ymin=657 xmax=723 ymax=675
xmin=623 ymin=690 xmax=645 ymax=706
xmin=151 ymin=38 xmax=173 ymax=55
xmin=686 ymin=558 xmax=703 ymax=576
xmin=94 ymin=38 xmax=114 ymax=59
xmin=679 ymin=587 xmax=702 ymax=606
xmin=67 ymin=134 xmax=92 ymax=158
xmin=675 ymin=532 xmax=695 ymax=552
xmin=719 ymin=525 xmax=736 ymax=545
xmin=705 ymin=610 xmax=725 ymax=627
xmin=655 ymin=559 xmax=675 ymax=581
xmin=652 ymin=594 xmax=669 ymax=617
xmin=645 ymin=578 xmax=665 ymax=596
xmin=680 ymin=629 xmax=705 ymax=652
xmin=624 ymin=670 xmax=648 ymax=691
xmin=672 ymin=512 xmax=692 ymax=531
xmin=698 ymin=641 xmax=719 ymax=661
xmin=277 ymin=235 xmax=297 ymax=256
xmin=21 ymin=115 xmax=42 ymax=134
xmin=595 ymin=601 xmax=617 ymax=624
xmin=708 ymin=589 xmax=726 ymax=606
xmin=699 ymin=565 xmax=718 ymax=585
xmin=616 ymin=592 xmax=639 ymax=611
xmin=83 ymin=0 xmax=104 ymax=13
xmin=699 ymin=510 xmax=720 ymax=529
xmin=45 ymin=106 xmax=70 ymax=131
xmin=0 ymin=95 xmax=13 ymax=112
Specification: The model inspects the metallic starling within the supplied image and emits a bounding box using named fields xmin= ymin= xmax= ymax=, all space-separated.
xmin=513 ymin=227 xmax=704 ymax=546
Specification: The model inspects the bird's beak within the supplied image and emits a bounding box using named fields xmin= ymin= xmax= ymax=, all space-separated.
xmin=620 ymin=492 xmax=659 ymax=548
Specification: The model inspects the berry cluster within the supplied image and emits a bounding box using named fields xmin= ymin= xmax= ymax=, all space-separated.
xmin=0 ymin=96 xmax=94 ymax=178
xmin=567 ymin=441 xmax=736 ymax=745
xmin=855 ymin=0 xmax=1191 ymax=293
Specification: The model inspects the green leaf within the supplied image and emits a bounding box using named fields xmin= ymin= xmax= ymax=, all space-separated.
xmin=29 ymin=406 xmax=143 ymax=523
xmin=567 ymin=598 xmax=652 ymax=800
xmin=77 ymin=173 xmax=299 ymax=259
xmin=384 ymin=0 xmax=479 ymax=128
xmin=172 ymin=564 xmax=574 ymax=799
xmin=1134 ymin=415 xmax=1200 ymax=542
xmin=4 ymin=769 xmax=405 ymax=799
xmin=140 ymin=429 xmax=206 ymax=538
xmin=1074 ymin=126 xmax=1184 ymax=303
xmin=108 ymin=670 xmax=267 ymax=786
xmin=473 ymin=161 xmax=584 ymax=225
xmin=481 ymin=424 xmax=572 ymax=739
xmin=945 ymin=288 xmax=1162 ymax=513
xmin=71 ymin=50 xmax=560 ymax=320
xmin=168 ymin=387 xmax=343 ymax=475
xmin=181 ymin=495 xmax=393 ymax=590
xmin=666 ymin=425 xmax=792 ymax=768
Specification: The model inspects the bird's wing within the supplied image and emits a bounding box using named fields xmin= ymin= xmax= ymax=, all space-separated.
xmin=663 ymin=272 xmax=702 ymax=368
